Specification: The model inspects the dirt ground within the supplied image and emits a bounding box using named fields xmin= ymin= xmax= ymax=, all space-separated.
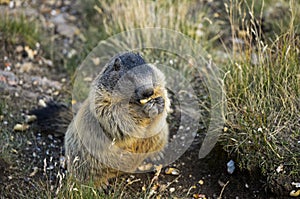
xmin=0 ymin=0 xmax=296 ymax=198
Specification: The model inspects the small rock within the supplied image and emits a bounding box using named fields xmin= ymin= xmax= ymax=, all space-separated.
xmin=0 ymin=70 xmax=19 ymax=86
xmin=83 ymin=77 xmax=93 ymax=82
xmin=227 ymin=160 xmax=235 ymax=174
xmin=218 ymin=180 xmax=225 ymax=187
xmin=13 ymin=124 xmax=29 ymax=131
xmin=48 ymin=134 xmax=53 ymax=140
xmin=25 ymin=115 xmax=37 ymax=123
xmin=38 ymin=99 xmax=47 ymax=107
xmin=66 ymin=14 xmax=77 ymax=22
xmin=169 ymin=187 xmax=175 ymax=193
xmin=59 ymin=156 xmax=66 ymax=168
xmin=40 ymin=5 xmax=52 ymax=14
xmin=24 ymin=46 xmax=36 ymax=60
xmin=292 ymin=182 xmax=300 ymax=188
xmin=138 ymin=163 xmax=153 ymax=171
xmin=276 ymin=164 xmax=284 ymax=173
xmin=58 ymin=23 xmax=79 ymax=38
xmin=47 ymin=165 xmax=54 ymax=170
xmin=42 ymin=58 xmax=53 ymax=67
xmin=67 ymin=49 xmax=77 ymax=58
xmin=198 ymin=179 xmax=204 ymax=185
xmin=92 ymin=57 xmax=100 ymax=65
xmin=20 ymin=62 xmax=34 ymax=73
xmin=53 ymin=91 xmax=60 ymax=96
xmin=16 ymin=45 xmax=24 ymax=53
xmin=165 ymin=167 xmax=180 ymax=175
xmin=31 ymin=76 xmax=62 ymax=90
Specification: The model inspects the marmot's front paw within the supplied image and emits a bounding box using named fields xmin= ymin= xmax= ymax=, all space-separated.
xmin=143 ymin=97 xmax=165 ymax=118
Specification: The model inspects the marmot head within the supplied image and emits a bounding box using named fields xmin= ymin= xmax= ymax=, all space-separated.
xmin=96 ymin=52 xmax=165 ymax=103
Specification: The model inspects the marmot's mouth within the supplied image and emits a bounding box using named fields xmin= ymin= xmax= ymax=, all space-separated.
xmin=139 ymin=97 xmax=152 ymax=104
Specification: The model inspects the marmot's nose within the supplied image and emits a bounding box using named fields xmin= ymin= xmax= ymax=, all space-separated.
xmin=136 ymin=85 xmax=154 ymax=99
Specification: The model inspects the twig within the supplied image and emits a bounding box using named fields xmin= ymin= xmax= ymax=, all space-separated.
xmin=218 ymin=181 xmax=229 ymax=199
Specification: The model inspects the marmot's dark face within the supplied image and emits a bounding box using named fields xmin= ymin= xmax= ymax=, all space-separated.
xmin=98 ymin=52 xmax=159 ymax=103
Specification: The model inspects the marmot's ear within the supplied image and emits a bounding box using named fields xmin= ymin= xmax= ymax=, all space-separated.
xmin=113 ymin=57 xmax=122 ymax=71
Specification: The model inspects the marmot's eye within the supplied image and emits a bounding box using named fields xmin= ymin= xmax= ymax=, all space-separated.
xmin=113 ymin=58 xmax=122 ymax=71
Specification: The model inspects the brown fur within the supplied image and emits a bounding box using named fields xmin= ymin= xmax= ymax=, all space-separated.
xmin=64 ymin=52 xmax=170 ymax=186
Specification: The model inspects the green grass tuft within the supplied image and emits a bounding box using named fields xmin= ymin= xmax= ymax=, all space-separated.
xmin=0 ymin=12 xmax=40 ymax=48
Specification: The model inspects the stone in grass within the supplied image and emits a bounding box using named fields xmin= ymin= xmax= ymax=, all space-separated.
xmin=165 ymin=167 xmax=180 ymax=175
xmin=226 ymin=159 xmax=235 ymax=174
xmin=13 ymin=124 xmax=29 ymax=131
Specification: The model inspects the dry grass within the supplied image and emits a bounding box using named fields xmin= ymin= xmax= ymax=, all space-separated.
xmin=72 ymin=0 xmax=300 ymax=195
xmin=221 ymin=0 xmax=300 ymax=192
xmin=94 ymin=0 xmax=221 ymax=48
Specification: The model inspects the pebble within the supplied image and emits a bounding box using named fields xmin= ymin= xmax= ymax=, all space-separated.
xmin=38 ymin=99 xmax=47 ymax=107
xmin=138 ymin=163 xmax=153 ymax=171
xmin=13 ymin=124 xmax=29 ymax=131
xmin=276 ymin=164 xmax=284 ymax=173
xmin=165 ymin=167 xmax=180 ymax=175
xmin=92 ymin=57 xmax=100 ymax=65
xmin=169 ymin=187 xmax=175 ymax=193
xmin=0 ymin=70 xmax=19 ymax=86
xmin=25 ymin=115 xmax=37 ymax=123
xmin=16 ymin=45 xmax=24 ymax=53
xmin=198 ymin=179 xmax=204 ymax=185
xmin=59 ymin=156 xmax=66 ymax=168
xmin=48 ymin=134 xmax=53 ymax=140
xmin=227 ymin=160 xmax=235 ymax=174
xmin=47 ymin=164 xmax=54 ymax=170
xmin=292 ymin=182 xmax=300 ymax=188
xmin=24 ymin=46 xmax=36 ymax=60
